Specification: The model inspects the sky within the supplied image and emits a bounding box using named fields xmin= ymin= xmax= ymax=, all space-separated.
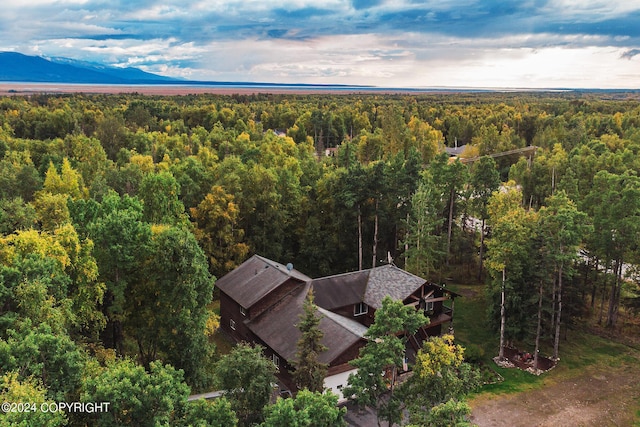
xmin=2 ymin=0 xmax=640 ymax=89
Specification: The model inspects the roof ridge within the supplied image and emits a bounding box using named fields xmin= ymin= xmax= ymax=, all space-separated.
xmin=311 ymin=268 xmax=371 ymax=281
xmin=252 ymin=254 xmax=310 ymax=280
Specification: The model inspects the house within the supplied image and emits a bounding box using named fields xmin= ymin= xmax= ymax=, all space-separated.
xmin=216 ymin=254 xmax=459 ymax=400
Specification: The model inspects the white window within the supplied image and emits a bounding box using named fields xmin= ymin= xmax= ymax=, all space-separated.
xmin=240 ymin=306 xmax=247 ymax=316
xmin=230 ymin=319 xmax=236 ymax=330
xmin=354 ymin=302 xmax=368 ymax=316
xmin=272 ymin=354 xmax=279 ymax=367
xmin=425 ymin=300 xmax=434 ymax=312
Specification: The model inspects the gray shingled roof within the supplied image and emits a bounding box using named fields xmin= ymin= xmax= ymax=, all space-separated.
xmin=246 ymin=283 xmax=367 ymax=364
xmin=445 ymin=145 xmax=467 ymax=156
xmin=364 ymin=264 xmax=426 ymax=308
xmin=312 ymin=264 xmax=426 ymax=310
xmin=215 ymin=254 xmax=311 ymax=308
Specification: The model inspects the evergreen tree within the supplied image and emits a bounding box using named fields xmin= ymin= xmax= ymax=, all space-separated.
xmin=293 ymin=289 xmax=328 ymax=393
xmin=404 ymin=175 xmax=444 ymax=278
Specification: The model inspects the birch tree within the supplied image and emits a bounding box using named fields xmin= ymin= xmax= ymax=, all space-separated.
xmin=486 ymin=183 xmax=535 ymax=360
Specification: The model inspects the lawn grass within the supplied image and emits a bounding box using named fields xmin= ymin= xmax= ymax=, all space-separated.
xmin=449 ymin=282 xmax=640 ymax=398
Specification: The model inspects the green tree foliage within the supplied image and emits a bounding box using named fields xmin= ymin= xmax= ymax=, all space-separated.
xmin=0 ymin=320 xmax=87 ymax=402
xmin=96 ymin=112 xmax=129 ymax=162
xmin=131 ymin=225 xmax=215 ymax=389
xmin=486 ymin=183 xmax=537 ymax=359
xmin=42 ymin=158 xmax=87 ymax=199
xmin=428 ymin=153 xmax=469 ymax=266
xmin=65 ymin=134 xmax=111 ymax=191
xmin=170 ymin=156 xmax=215 ymax=210
xmin=215 ymin=343 xmax=277 ymax=427
xmin=404 ymin=174 xmax=444 ymax=278
xmin=421 ymin=399 xmax=474 ymax=427
xmin=0 ymin=197 xmax=36 ymax=235
xmin=538 ymin=192 xmax=588 ymax=360
xmin=0 ymin=152 xmax=43 ymax=202
xmin=4 ymin=91 xmax=640 ymax=418
xmin=81 ymin=359 xmax=189 ymax=427
xmin=191 ymin=185 xmax=249 ymax=278
xmin=293 ymin=289 xmax=328 ymax=393
xmin=32 ymin=192 xmax=71 ymax=231
xmin=586 ymin=171 xmax=640 ymax=328
xmin=0 ymin=225 xmax=104 ymax=338
xmin=182 ymin=397 xmax=238 ymax=427
xmin=343 ymin=296 xmax=428 ymax=426
xmin=138 ymin=171 xmax=186 ymax=225
xmin=399 ymin=335 xmax=480 ymax=426
xmin=85 ymin=192 xmax=152 ymax=352
xmin=261 ymin=390 xmax=346 ymax=427
xmin=469 ymin=157 xmax=502 ymax=280
xmin=0 ymin=372 xmax=68 ymax=427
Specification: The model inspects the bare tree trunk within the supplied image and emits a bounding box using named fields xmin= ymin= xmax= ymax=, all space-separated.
xmin=446 ymin=188 xmax=454 ymax=266
xmin=387 ymin=365 xmax=397 ymax=427
xmin=550 ymin=275 xmax=557 ymax=332
xmin=358 ymin=203 xmax=363 ymax=271
xmin=405 ymin=212 xmax=409 ymax=254
xmin=415 ymin=216 xmax=421 ymax=274
xmin=499 ymin=268 xmax=506 ymax=360
xmin=372 ymin=198 xmax=379 ymax=268
xmin=606 ymin=259 xmax=622 ymax=328
xmin=478 ymin=218 xmax=485 ymax=281
xmin=590 ymin=257 xmax=599 ymax=309
xmin=534 ymin=279 xmax=544 ymax=369
xmin=598 ymin=264 xmax=608 ymax=325
xmin=553 ymin=264 xmax=563 ymax=360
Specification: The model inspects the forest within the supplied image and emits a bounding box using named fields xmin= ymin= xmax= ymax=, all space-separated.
xmin=1 ymin=90 xmax=639 ymax=426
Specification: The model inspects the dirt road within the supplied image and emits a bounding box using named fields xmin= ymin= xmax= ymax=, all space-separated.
xmin=470 ymin=364 xmax=640 ymax=426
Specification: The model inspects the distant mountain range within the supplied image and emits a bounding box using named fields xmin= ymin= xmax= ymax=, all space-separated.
xmin=0 ymin=52 xmax=181 ymax=84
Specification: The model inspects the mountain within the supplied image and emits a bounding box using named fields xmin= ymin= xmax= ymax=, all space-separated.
xmin=0 ymin=52 xmax=180 ymax=84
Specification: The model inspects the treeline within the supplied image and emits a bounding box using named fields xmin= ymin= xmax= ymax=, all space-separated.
xmin=0 ymin=91 xmax=639 ymax=424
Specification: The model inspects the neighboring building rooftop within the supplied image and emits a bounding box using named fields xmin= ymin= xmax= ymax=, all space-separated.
xmin=444 ymin=145 xmax=467 ymax=156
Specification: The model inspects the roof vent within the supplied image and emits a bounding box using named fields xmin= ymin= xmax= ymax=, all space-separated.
xmin=286 ymin=263 xmax=293 ymax=272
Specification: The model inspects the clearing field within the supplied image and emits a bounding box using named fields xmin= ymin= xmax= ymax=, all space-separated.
xmin=450 ymin=283 xmax=640 ymax=427
xmin=470 ymin=364 xmax=640 ymax=426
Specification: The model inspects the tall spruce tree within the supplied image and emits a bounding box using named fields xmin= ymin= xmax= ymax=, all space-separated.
xmin=293 ymin=289 xmax=328 ymax=393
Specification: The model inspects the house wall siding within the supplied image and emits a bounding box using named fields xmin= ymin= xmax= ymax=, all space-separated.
xmin=219 ymin=291 xmax=252 ymax=342
xmin=328 ymin=340 xmax=366 ymax=373
xmin=330 ymin=305 xmax=375 ymax=327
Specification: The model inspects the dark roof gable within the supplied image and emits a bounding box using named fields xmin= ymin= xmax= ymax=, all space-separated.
xmin=215 ymin=254 xmax=311 ymax=308
xmin=246 ymin=282 xmax=367 ymax=364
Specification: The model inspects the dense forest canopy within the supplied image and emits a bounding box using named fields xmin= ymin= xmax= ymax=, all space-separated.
xmin=1 ymin=90 xmax=639 ymax=425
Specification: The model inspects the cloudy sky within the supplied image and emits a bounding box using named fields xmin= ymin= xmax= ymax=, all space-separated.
xmin=2 ymin=0 xmax=640 ymax=88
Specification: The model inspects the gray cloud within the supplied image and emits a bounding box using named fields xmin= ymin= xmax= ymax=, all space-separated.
xmin=621 ymin=49 xmax=640 ymax=59
xmin=1 ymin=0 xmax=640 ymax=87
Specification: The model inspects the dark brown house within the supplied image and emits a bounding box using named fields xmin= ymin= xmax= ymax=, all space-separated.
xmin=216 ymin=255 xmax=459 ymax=400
